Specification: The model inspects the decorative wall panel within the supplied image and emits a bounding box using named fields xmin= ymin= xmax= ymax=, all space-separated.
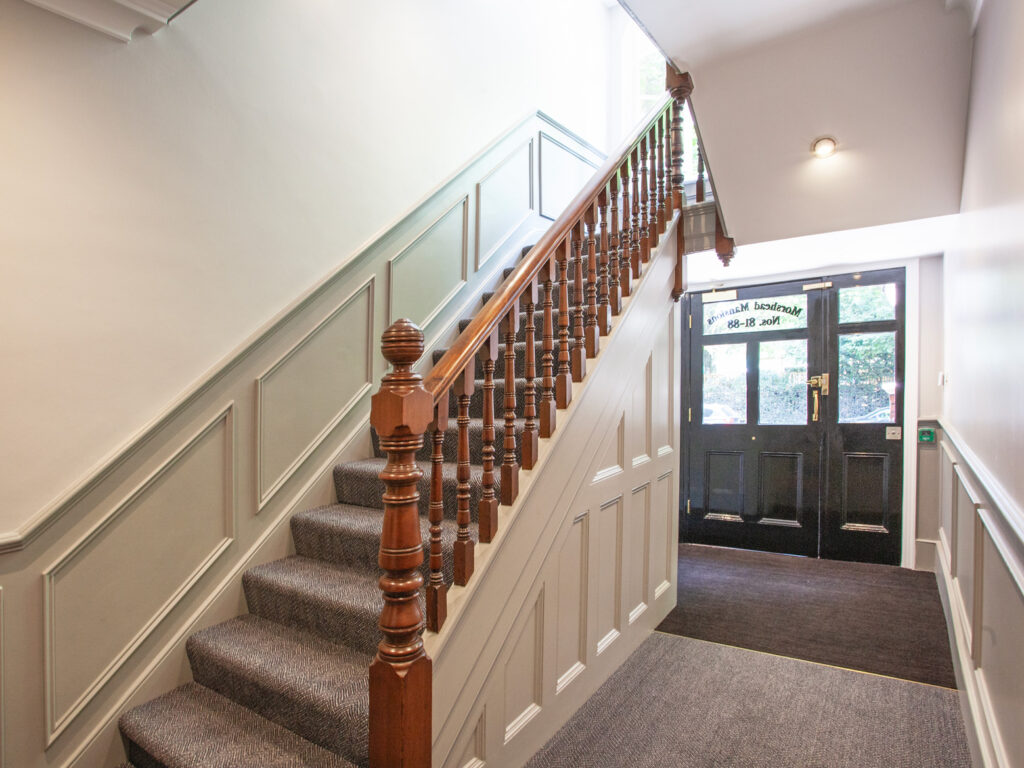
xmin=388 ymin=198 xmax=469 ymax=329
xmin=555 ymin=514 xmax=588 ymax=692
xmin=257 ymin=280 xmax=373 ymax=508
xmin=538 ymin=133 xmax=598 ymax=220
xmin=504 ymin=591 xmax=543 ymax=744
xmin=43 ymin=405 xmax=235 ymax=742
xmin=627 ymin=484 xmax=650 ymax=624
xmin=476 ymin=140 xmax=534 ymax=270
xmin=595 ymin=497 xmax=623 ymax=654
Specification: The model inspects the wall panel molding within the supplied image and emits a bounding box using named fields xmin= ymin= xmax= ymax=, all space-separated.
xmin=476 ymin=139 xmax=534 ymax=271
xmin=256 ymin=278 xmax=374 ymax=510
xmin=43 ymin=404 xmax=236 ymax=744
xmin=537 ymin=132 xmax=600 ymax=221
xmin=387 ymin=197 xmax=469 ymax=330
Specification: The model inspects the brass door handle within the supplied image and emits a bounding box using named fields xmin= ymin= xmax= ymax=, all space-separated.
xmin=807 ymin=374 xmax=828 ymax=422
xmin=811 ymin=388 xmax=820 ymax=422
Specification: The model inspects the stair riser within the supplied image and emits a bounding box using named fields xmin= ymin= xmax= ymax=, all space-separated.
xmin=333 ymin=464 xmax=495 ymax=523
xmin=186 ymin=643 xmax=368 ymax=765
xmin=242 ymin=574 xmax=381 ymax=656
xmin=292 ymin=515 xmax=466 ymax=583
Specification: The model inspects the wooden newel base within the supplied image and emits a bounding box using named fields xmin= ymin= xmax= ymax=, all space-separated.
xmin=369 ymin=653 xmax=432 ymax=768
xmin=478 ymin=497 xmax=498 ymax=543
xmin=501 ymin=462 xmax=520 ymax=506
xmin=555 ymin=372 xmax=573 ymax=409
xmin=454 ymin=538 xmax=474 ymax=586
xmin=539 ymin=398 xmax=557 ymax=438
xmin=521 ymin=428 xmax=539 ymax=470
xmin=425 ymin=583 xmax=447 ymax=633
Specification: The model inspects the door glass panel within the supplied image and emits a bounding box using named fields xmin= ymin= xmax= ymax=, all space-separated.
xmin=758 ymin=339 xmax=807 ymax=425
xmin=839 ymin=283 xmax=896 ymax=324
xmin=703 ymin=343 xmax=747 ymax=424
xmin=838 ymin=332 xmax=896 ymax=422
xmin=704 ymin=294 xmax=807 ymax=335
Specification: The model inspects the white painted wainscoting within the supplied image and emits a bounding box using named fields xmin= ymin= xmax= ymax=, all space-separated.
xmin=919 ymin=427 xmax=1024 ymax=768
xmin=430 ymin=220 xmax=683 ymax=768
xmin=0 ymin=112 xmax=603 ymax=768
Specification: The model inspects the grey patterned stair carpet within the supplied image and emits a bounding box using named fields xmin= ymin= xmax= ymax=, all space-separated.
xmin=118 ymin=249 xmax=549 ymax=767
xmin=527 ymin=633 xmax=973 ymax=768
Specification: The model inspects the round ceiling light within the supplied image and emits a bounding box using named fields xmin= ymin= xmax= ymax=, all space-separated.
xmin=812 ymin=136 xmax=837 ymax=158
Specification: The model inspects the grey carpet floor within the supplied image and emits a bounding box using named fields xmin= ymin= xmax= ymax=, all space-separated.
xmin=656 ymin=544 xmax=957 ymax=688
xmin=527 ymin=633 xmax=971 ymax=768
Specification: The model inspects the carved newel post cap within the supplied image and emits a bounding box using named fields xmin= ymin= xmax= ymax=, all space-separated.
xmin=372 ymin=319 xmax=433 ymax=438
xmin=380 ymin=318 xmax=424 ymax=371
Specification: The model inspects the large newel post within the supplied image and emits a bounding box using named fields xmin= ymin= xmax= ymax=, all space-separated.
xmin=369 ymin=318 xmax=433 ymax=768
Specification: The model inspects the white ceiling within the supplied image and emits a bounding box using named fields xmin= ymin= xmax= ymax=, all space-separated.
xmin=622 ymin=0 xmax=976 ymax=247
xmin=623 ymin=0 xmax=893 ymax=70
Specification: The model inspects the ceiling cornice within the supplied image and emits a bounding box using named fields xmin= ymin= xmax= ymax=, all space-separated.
xmin=22 ymin=0 xmax=195 ymax=42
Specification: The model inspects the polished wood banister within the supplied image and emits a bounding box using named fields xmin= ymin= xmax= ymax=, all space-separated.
xmin=422 ymin=95 xmax=673 ymax=402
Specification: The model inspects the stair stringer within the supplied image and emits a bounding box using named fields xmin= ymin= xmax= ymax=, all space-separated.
xmin=428 ymin=218 xmax=684 ymax=768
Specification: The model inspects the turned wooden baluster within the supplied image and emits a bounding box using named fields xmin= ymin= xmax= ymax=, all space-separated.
xmin=658 ymin=111 xmax=669 ymax=232
xmin=608 ymin=173 xmax=622 ymax=315
xmin=571 ymin=221 xmax=587 ymax=381
xmin=369 ymin=319 xmax=431 ymax=768
xmin=668 ymin=67 xmax=694 ymax=210
xmin=638 ymin=138 xmax=651 ymax=263
xmin=664 ymin=111 xmax=675 ymax=222
xmin=477 ymin=332 xmax=498 ymax=543
xmin=631 ymin=147 xmax=644 ymax=278
xmin=555 ymin=238 xmax=573 ymax=409
xmin=539 ymin=258 xmax=557 ymax=437
xmin=454 ymin=361 xmax=474 ymax=585
xmin=668 ymin=68 xmax=695 ymax=299
xmin=501 ymin=303 xmax=520 ymax=505
xmin=619 ymin=159 xmax=633 ymax=297
xmin=648 ymin=126 xmax=660 ymax=248
xmin=583 ymin=203 xmax=600 ymax=358
xmin=596 ymin=189 xmax=611 ymax=334
xmin=697 ymin=151 xmax=706 ymax=203
xmin=522 ymin=279 xmax=539 ymax=470
xmin=426 ymin=393 xmax=448 ymax=632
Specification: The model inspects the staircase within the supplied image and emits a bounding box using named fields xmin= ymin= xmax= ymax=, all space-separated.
xmin=117 ymin=250 xmax=554 ymax=767
xmin=117 ymin=66 xmax=729 ymax=768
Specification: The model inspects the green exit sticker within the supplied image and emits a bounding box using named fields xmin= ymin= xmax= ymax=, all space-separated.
xmin=918 ymin=428 xmax=936 ymax=443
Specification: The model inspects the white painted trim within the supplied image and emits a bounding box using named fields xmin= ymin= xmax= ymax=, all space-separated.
xmin=902 ymin=259 xmax=921 ymax=568
xmin=21 ymin=0 xmax=190 ymax=42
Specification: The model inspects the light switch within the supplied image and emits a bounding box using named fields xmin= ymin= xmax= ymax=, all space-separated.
xmin=886 ymin=426 xmax=902 ymax=441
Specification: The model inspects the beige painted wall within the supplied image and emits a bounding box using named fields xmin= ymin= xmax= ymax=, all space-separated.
xmin=942 ymin=0 xmax=1024 ymax=515
xmin=0 ymin=0 xmax=636 ymax=533
xmin=686 ymin=0 xmax=972 ymax=245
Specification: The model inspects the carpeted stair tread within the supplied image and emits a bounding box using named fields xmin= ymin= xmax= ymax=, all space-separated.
xmin=243 ymin=556 xmax=389 ymax=656
xmin=292 ymin=503 xmax=472 ymax=582
xmin=433 ymin=340 xmax=546 ymax=379
xmin=334 ymin=459 xmax=498 ymax=520
xmin=119 ymin=682 xmax=355 ymax=768
xmin=186 ymin=615 xmax=370 ymax=765
xmin=447 ymin=378 xmax=534 ymax=419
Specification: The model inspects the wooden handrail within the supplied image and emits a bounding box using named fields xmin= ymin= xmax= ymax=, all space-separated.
xmin=422 ymin=95 xmax=673 ymax=403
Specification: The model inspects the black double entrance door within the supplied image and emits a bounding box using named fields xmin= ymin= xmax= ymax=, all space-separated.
xmin=683 ymin=269 xmax=905 ymax=565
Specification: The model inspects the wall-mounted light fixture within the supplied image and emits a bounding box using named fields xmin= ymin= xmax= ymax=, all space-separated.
xmin=811 ymin=136 xmax=837 ymax=158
